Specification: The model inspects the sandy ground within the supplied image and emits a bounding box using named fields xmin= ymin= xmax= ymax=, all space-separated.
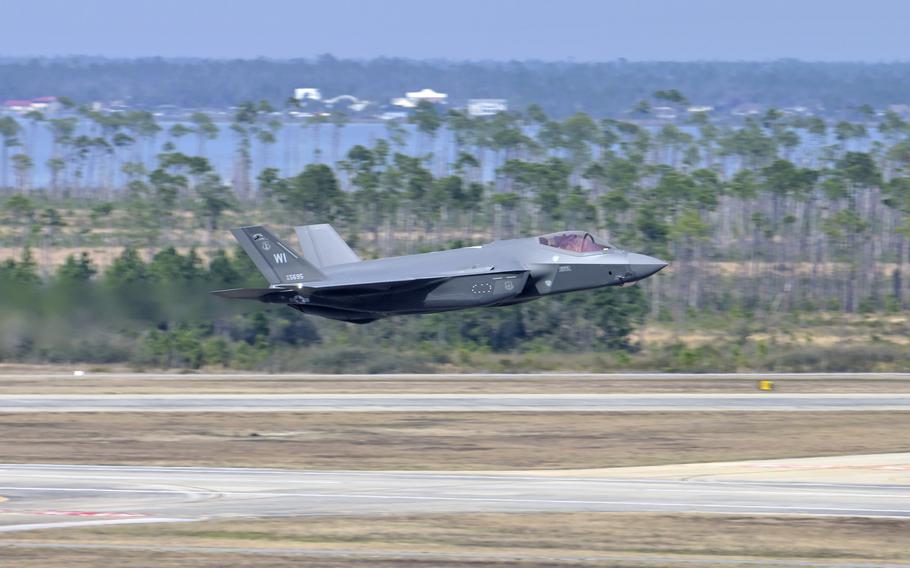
xmin=511 ymin=452 xmax=910 ymax=486
xmin=2 ymin=513 xmax=909 ymax=567
xmin=0 ymin=411 xmax=908 ymax=470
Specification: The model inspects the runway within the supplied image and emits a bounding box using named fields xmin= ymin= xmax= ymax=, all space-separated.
xmin=6 ymin=371 xmax=910 ymax=380
xmin=1 ymin=393 xmax=909 ymax=412
xmin=0 ymin=460 xmax=907 ymax=533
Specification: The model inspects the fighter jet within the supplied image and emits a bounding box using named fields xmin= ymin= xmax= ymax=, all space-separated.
xmin=212 ymin=224 xmax=667 ymax=324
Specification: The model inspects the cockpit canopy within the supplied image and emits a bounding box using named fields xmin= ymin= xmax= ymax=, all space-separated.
xmin=538 ymin=231 xmax=611 ymax=253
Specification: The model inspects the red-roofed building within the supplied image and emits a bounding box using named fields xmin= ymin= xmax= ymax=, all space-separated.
xmin=2 ymin=96 xmax=59 ymax=113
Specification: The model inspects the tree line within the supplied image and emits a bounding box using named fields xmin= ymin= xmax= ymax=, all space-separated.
xmin=0 ymin=244 xmax=645 ymax=369
xmin=2 ymin=90 xmax=910 ymax=365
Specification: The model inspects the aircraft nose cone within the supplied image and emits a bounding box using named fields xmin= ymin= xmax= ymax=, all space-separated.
xmin=626 ymin=253 xmax=668 ymax=281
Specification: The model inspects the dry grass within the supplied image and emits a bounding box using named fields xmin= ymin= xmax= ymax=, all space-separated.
xmin=3 ymin=513 xmax=909 ymax=566
xmin=0 ymin=411 xmax=908 ymax=470
xmin=0 ymin=549 xmax=471 ymax=568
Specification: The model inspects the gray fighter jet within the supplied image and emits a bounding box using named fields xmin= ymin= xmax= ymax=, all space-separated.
xmin=212 ymin=224 xmax=667 ymax=324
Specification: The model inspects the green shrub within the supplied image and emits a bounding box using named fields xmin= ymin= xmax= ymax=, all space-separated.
xmin=764 ymin=343 xmax=907 ymax=372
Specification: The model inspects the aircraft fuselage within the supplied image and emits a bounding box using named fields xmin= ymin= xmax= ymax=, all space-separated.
xmin=215 ymin=227 xmax=667 ymax=324
xmin=282 ymin=237 xmax=665 ymax=322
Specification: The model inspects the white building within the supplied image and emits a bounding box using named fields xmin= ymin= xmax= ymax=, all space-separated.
xmin=404 ymin=88 xmax=448 ymax=104
xmin=391 ymin=97 xmax=417 ymax=109
xmin=378 ymin=111 xmax=409 ymax=121
xmin=323 ymin=94 xmax=371 ymax=112
xmin=467 ymin=99 xmax=508 ymax=117
xmin=293 ymin=88 xmax=322 ymax=101
xmin=653 ymin=106 xmax=677 ymax=120
xmin=781 ymin=106 xmax=811 ymax=116
xmin=731 ymin=103 xmax=763 ymax=117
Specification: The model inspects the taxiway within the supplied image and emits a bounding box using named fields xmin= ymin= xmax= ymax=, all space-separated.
xmin=1 ymin=393 xmax=910 ymax=412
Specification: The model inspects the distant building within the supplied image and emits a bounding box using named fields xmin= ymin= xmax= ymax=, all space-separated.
xmin=783 ymin=106 xmax=810 ymax=115
xmin=322 ymin=94 xmax=371 ymax=112
xmin=3 ymin=100 xmax=32 ymax=113
xmin=391 ymin=97 xmax=417 ymax=109
xmin=293 ymin=88 xmax=322 ymax=101
xmin=467 ymin=99 xmax=508 ymax=117
xmin=390 ymin=88 xmax=448 ymax=110
xmin=730 ymin=103 xmax=763 ymax=117
xmin=30 ymin=96 xmax=58 ymax=110
xmin=0 ymin=97 xmax=60 ymax=114
xmin=404 ymin=88 xmax=448 ymax=104
xmin=378 ymin=111 xmax=409 ymax=121
xmin=653 ymin=106 xmax=677 ymax=120
xmin=2 ymin=96 xmax=59 ymax=114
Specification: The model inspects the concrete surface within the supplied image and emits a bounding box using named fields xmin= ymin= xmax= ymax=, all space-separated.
xmin=0 ymin=456 xmax=907 ymax=533
xmin=2 ymin=393 xmax=910 ymax=412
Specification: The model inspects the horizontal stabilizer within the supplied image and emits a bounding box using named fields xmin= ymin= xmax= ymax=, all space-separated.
xmin=210 ymin=287 xmax=299 ymax=303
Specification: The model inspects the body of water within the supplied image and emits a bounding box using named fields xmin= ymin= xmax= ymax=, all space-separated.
xmin=3 ymin=116 xmax=879 ymax=191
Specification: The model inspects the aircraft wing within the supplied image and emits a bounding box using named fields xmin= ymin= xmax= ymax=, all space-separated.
xmin=209 ymin=280 xmax=436 ymax=301
xmin=213 ymin=266 xmax=529 ymax=300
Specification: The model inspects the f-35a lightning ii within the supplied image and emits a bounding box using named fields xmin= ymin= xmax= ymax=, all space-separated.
xmin=212 ymin=224 xmax=667 ymax=324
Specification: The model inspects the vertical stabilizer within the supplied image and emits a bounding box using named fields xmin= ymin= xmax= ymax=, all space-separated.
xmin=294 ymin=224 xmax=361 ymax=268
xmin=231 ymin=225 xmax=326 ymax=285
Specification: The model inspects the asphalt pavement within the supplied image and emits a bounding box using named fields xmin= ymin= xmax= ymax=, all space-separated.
xmin=0 ymin=462 xmax=907 ymax=534
xmin=1 ymin=393 xmax=909 ymax=412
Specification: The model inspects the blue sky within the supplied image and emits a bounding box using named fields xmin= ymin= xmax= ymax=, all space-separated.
xmin=0 ymin=0 xmax=907 ymax=61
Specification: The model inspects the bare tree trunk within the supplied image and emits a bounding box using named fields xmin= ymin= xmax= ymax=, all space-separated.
xmin=688 ymin=240 xmax=700 ymax=309
xmin=1 ymin=144 xmax=7 ymax=190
